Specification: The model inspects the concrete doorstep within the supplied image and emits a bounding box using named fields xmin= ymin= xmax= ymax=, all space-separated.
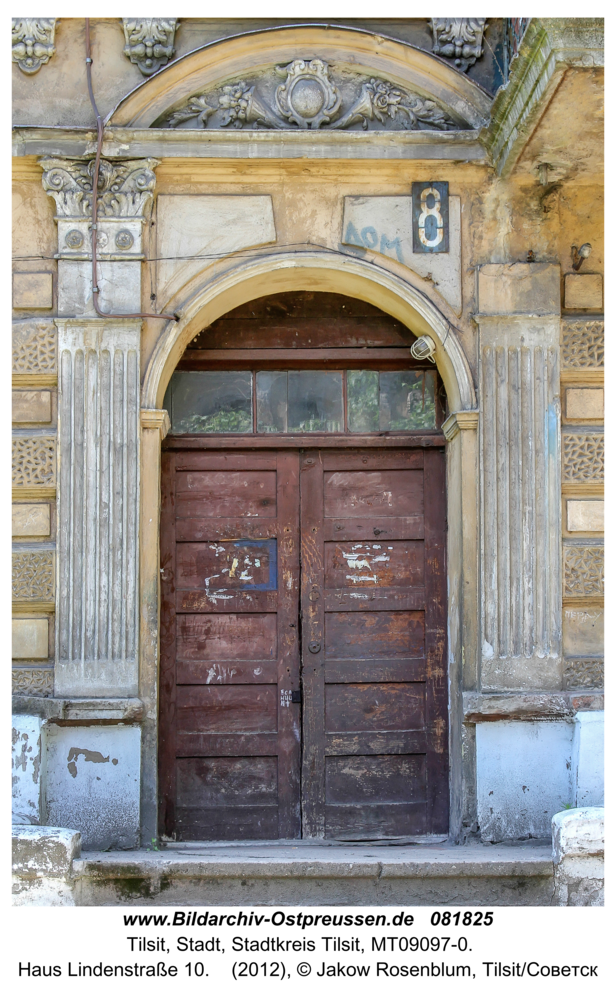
xmin=12 ymin=809 xmax=603 ymax=907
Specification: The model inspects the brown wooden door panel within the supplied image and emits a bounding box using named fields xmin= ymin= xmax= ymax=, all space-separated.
xmin=177 ymin=685 xmax=279 ymax=734
xmin=176 ymin=471 xmax=278 ymax=518
xmin=324 ymin=611 xmax=425 ymax=659
xmin=324 ymin=683 xmax=425 ymax=733
xmin=325 ymin=803 xmax=428 ymax=840
xmin=159 ymin=449 xmax=301 ymax=841
xmin=324 ymin=540 xmax=424 ymax=589
xmin=176 ymin=805 xmax=279 ymax=841
xmin=323 ymin=470 xmax=424 ymax=518
xmin=301 ymin=447 xmax=448 ymax=840
xmin=325 ymin=754 xmax=427 ymax=803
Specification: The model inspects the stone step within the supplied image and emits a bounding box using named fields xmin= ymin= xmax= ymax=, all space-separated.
xmin=72 ymin=842 xmax=555 ymax=906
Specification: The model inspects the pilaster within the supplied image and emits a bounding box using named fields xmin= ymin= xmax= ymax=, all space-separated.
xmin=476 ymin=263 xmax=562 ymax=691
xmin=40 ymin=157 xmax=156 ymax=698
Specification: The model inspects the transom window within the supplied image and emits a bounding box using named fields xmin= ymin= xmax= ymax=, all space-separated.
xmin=164 ymin=370 xmax=438 ymax=434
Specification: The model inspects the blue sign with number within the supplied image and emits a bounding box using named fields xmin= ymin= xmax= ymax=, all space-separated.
xmin=412 ymin=181 xmax=449 ymax=254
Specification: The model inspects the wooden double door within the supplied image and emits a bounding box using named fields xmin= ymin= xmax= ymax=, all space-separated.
xmin=159 ymin=445 xmax=448 ymax=841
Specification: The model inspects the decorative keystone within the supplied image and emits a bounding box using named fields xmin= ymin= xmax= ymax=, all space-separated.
xmin=122 ymin=18 xmax=178 ymax=76
xmin=12 ymin=18 xmax=57 ymax=74
xmin=429 ymin=18 xmax=487 ymax=72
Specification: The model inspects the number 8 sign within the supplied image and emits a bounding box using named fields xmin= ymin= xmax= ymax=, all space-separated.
xmin=412 ymin=181 xmax=449 ymax=254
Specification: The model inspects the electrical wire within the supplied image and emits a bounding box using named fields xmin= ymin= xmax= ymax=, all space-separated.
xmin=84 ymin=18 xmax=177 ymax=323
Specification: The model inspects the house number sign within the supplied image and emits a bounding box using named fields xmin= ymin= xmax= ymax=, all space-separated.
xmin=412 ymin=181 xmax=449 ymax=253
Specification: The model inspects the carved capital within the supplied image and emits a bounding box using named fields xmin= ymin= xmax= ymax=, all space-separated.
xmin=429 ymin=18 xmax=486 ymax=72
xmin=141 ymin=408 xmax=171 ymax=441
xmin=12 ymin=18 xmax=57 ymax=74
xmin=442 ymin=410 xmax=479 ymax=441
xmin=40 ymin=158 xmax=159 ymax=220
xmin=122 ymin=18 xmax=178 ymax=76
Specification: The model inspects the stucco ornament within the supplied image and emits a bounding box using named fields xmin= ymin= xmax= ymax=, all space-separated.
xmin=122 ymin=18 xmax=178 ymax=76
xmin=275 ymin=59 xmax=341 ymax=129
xmin=166 ymin=60 xmax=459 ymax=131
xmin=429 ymin=18 xmax=486 ymax=72
xmin=40 ymin=158 xmax=158 ymax=218
xmin=12 ymin=18 xmax=57 ymax=74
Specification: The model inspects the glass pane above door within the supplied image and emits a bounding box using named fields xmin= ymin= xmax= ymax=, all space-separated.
xmin=164 ymin=371 xmax=252 ymax=433
xmin=165 ymin=369 xmax=437 ymax=433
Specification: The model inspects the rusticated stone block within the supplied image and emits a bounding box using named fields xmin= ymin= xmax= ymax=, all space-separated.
xmin=12 ymin=618 xmax=49 ymax=660
xmin=563 ymin=544 xmax=604 ymax=597
xmin=565 ymin=388 xmax=603 ymax=420
xmin=563 ymin=659 xmax=604 ymax=690
xmin=12 ymin=390 xmax=52 ymax=424
xmin=13 ymin=273 xmax=53 ymax=309
xmin=12 ymin=668 xmax=54 ymax=695
xmin=12 ymin=550 xmax=55 ymax=602
xmin=12 ymin=320 xmax=57 ymax=373
xmin=477 ymin=262 xmax=560 ymax=315
xmin=563 ymin=608 xmax=603 ymax=657
xmin=12 ymin=437 xmax=56 ymax=487
xmin=564 ymin=273 xmax=603 ymax=311
xmin=562 ymin=433 xmax=604 ymax=483
xmin=561 ymin=320 xmax=604 ymax=369
xmin=12 ymin=504 xmax=51 ymax=537
xmin=566 ymin=500 xmax=604 ymax=533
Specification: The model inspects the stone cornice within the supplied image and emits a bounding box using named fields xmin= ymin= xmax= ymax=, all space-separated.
xmin=483 ymin=17 xmax=604 ymax=177
xmin=13 ymin=126 xmax=487 ymax=163
xmin=463 ymin=690 xmax=604 ymax=722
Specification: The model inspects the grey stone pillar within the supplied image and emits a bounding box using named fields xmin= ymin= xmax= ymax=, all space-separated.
xmin=41 ymin=158 xmax=156 ymax=697
xmin=476 ymin=264 xmax=562 ymax=691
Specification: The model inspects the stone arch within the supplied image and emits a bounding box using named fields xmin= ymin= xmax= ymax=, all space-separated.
xmin=108 ymin=25 xmax=492 ymax=129
xmin=142 ymin=250 xmax=476 ymax=415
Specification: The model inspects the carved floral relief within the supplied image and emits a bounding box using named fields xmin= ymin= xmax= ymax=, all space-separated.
xmin=163 ymin=59 xmax=461 ymax=132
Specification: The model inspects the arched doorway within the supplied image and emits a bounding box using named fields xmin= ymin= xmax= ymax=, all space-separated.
xmin=158 ymin=291 xmax=449 ymax=841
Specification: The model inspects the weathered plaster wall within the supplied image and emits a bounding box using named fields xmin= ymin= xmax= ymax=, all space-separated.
xmin=44 ymin=724 xmax=141 ymax=850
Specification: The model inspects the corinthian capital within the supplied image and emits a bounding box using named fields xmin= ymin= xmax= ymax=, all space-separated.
xmin=40 ymin=158 xmax=159 ymax=219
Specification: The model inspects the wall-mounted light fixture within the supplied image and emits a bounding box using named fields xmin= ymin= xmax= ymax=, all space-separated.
xmin=410 ymin=335 xmax=437 ymax=363
xmin=571 ymin=243 xmax=592 ymax=272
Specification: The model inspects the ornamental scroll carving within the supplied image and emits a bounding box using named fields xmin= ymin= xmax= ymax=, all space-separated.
xmin=562 ymin=433 xmax=604 ymax=483
xmin=12 ymin=321 xmax=57 ymax=374
xmin=12 ymin=19 xmax=57 ymax=74
xmin=563 ymin=658 xmax=604 ymax=690
xmin=12 ymin=437 xmax=56 ymax=487
xmin=562 ymin=320 xmax=604 ymax=369
xmin=164 ymin=59 xmax=460 ymax=132
xmin=563 ymin=545 xmax=604 ymax=597
xmin=122 ymin=18 xmax=178 ymax=76
xmin=429 ymin=18 xmax=486 ymax=72
xmin=12 ymin=550 xmax=55 ymax=602
xmin=40 ymin=158 xmax=158 ymax=219
xmin=12 ymin=668 xmax=54 ymax=695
